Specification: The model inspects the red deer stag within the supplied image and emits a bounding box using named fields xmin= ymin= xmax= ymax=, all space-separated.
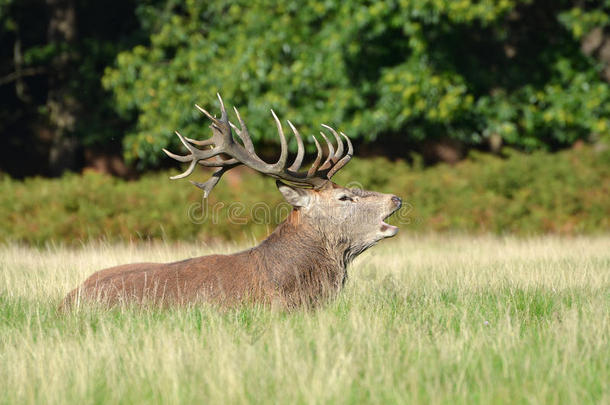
xmin=62 ymin=95 xmax=402 ymax=308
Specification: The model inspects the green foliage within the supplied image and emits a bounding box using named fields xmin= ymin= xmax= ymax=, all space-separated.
xmin=0 ymin=0 xmax=143 ymax=157
xmin=103 ymin=0 xmax=610 ymax=168
xmin=559 ymin=1 xmax=610 ymax=39
xmin=0 ymin=167 xmax=279 ymax=244
xmin=398 ymin=146 xmax=610 ymax=234
xmin=0 ymin=146 xmax=608 ymax=245
xmin=338 ymin=145 xmax=610 ymax=234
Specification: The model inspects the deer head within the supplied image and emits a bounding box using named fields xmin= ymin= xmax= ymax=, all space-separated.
xmin=164 ymin=94 xmax=402 ymax=260
xmin=276 ymin=182 xmax=401 ymax=261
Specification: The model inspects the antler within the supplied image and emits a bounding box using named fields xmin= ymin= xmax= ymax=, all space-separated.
xmin=163 ymin=94 xmax=353 ymax=198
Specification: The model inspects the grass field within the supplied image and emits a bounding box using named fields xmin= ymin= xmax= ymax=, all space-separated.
xmin=0 ymin=235 xmax=609 ymax=404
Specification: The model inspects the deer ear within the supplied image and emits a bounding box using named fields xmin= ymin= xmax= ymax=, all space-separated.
xmin=276 ymin=181 xmax=311 ymax=207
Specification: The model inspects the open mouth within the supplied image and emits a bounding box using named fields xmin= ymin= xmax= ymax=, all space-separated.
xmin=380 ymin=207 xmax=400 ymax=235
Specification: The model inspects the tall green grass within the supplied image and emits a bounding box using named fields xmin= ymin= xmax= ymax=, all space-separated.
xmin=1 ymin=236 xmax=608 ymax=404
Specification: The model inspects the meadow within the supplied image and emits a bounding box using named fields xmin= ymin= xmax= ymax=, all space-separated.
xmin=0 ymin=235 xmax=608 ymax=404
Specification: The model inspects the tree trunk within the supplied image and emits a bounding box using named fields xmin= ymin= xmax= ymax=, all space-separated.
xmin=46 ymin=0 xmax=79 ymax=175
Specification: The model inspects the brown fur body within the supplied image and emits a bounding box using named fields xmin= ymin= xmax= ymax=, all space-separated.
xmin=63 ymin=212 xmax=347 ymax=308
xmin=62 ymin=183 xmax=401 ymax=309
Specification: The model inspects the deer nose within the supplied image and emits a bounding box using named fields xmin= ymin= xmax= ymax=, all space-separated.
xmin=391 ymin=196 xmax=402 ymax=208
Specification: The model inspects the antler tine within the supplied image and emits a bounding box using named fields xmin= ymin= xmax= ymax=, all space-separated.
xmin=163 ymin=147 xmax=234 ymax=167
xmin=321 ymin=124 xmax=343 ymax=163
xmin=307 ymin=134 xmax=323 ymax=178
xmin=229 ymin=121 xmax=240 ymax=132
xmin=174 ymin=127 xmax=215 ymax=148
xmin=162 ymin=147 xmax=191 ymax=162
xmin=175 ymin=130 xmax=195 ymax=152
xmin=287 ymin=120 xmax=305 ymax=171
xmin=327 ymin=132 xmax=353 ymax=179
xmin=215 ymin=93 xmax=237 ymax=147
xmin=164 ymin=129 xmax=226 ymax=180
xmin=170 ymin=131 xmax=219 ymax=160
xmin=318 ymin=131 xmax=335 ymax=170
xmin=165 ymin=95 xmax=355 ymax=197
xmin=341 ymin=131 xmax=353 ymax=154
xmin=163 ymin=147 xmax=237 ymax=167
xmin=196 ymin=157 xmax=240 ymax=167
xmin=164 ymin=149 xmax=234 ymax=179
xmin=233 ymin=106 xmax=255 ymax=153
xmin=190 ymin=163 xmax=239 ymax=199
xmin=270 ymin=110 xmax=288 ymax=170
xmin=185 ymin=136 xmax=214 ymax=147
xmin=195 ymin=104 xmax=221 ymax=126
xmin=217 ymin=93 xmax=228 ymax=122
xmin=168 ymin=159 xmax=198 ymax=180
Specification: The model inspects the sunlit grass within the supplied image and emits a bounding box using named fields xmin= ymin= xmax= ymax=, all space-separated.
xmin=1 ymin=235 xmax=609 ymax=404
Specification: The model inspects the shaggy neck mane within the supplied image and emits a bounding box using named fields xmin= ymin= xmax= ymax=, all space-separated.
xmin=256 ymin=209 xmax=345 ymax=265
xmin=248 ymin=209 xmax=349 ymax=300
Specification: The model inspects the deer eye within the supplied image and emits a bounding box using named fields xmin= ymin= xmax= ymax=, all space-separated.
xmin=338 ymin=195 xmax=353 ymax=202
